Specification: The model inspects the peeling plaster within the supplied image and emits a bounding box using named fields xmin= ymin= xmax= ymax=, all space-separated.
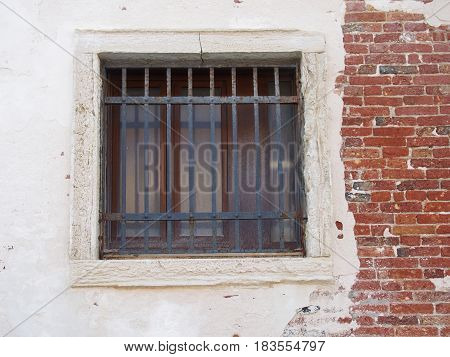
xmin=366 ymin=0 xmax=450 ymax=26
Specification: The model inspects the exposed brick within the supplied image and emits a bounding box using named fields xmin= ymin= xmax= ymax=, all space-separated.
xmin=365 ymin=54 xmax=406 ymax=64
xmin=365 ymin=97 xmax=403 ymax=106
xmin=383 ymin=23 xmax=402 ymax=32
xmin=386 ymin=12 xmax=424 ymax=21
xmin=354 ymin=327 xmax=395 ymax=336
xmin=414 ymin=75 xmax=450 ymax=85
xmin=383 ymin=86 xmax=424 ymax=96
xmin=436 ymin=304 xmax=450 ymax=314
xmin=345 ymin=12 xmax=386 ymax=23
xmin=420 ymin=258 xmax=450 ymax=268
xmin=396 ymin=106 xmax=439 ymax=116
xmin=378 ymin=315 xmax=418 ymax=326
xmin=346 ymin=192 xmax=371 ymax=202
xmin=404 ymin=22 xmax=427 ymax=32
xmin=344 ymin=43 xmax=369 ymax=54
xmin=349 ymin=76 xmax=391 ymax=85
xmin=365 ymin=137 xmax=406 ymax=147
xmin=364 ymin=85 xmax=382 ymax=95
xmin=358 ymin=64 xmax=377 ymax=74
xmin=395 ymin=214 xmax=417 ymax=224
xmin=339 ymin=2 xmax=449 ymax=337
xmin=379 ymin=66 xmax=418 ymax=75
xmin=374 ymin=127 xmax=415 ymax=136
xmin=407 ymin=137 xmax=449 ymax=147
xmin=395 ymin=327 xmax=438 ymax=337
xmin=424 ymin=269 xmax=445 ymax=279
xmin=380 ymin=202 xmax=423 ymax=213
xmin=350 ymin=106 xmax=390 ymax=116
xmin=397 ymin=180 xmax=439 ymax=191
xmin=375 ymin=258 xmax=418 ymax=268
xmin=427 ymin=191 xmax=450 ymax=201
xmin=424 ymin=202 xmax=450 ymax=212
xmin=371 ymin=191 xmax=391 ymax=202
xmin=391 ymin=43 xmax=433 ymax=53
xmin=378 ymin=269 xmax=423 ymax=279
xmin=390 ymin=304 xmax=433 ymax=314
xmin=353 ymin=280 xmax=382 ymax=290
xmin=358 ymin=247 xmax=395 ymax=257
xmin=419 ymin=64 xmax=439 ymax=74
xmin=353 ymin=213 xmax=394 ymax=224
xmin=392 ymin=225 xmax=435 ymax=235
xmin=382 ymin=170 xmax=425 ymax=179
xmin=383 ymin=147 xmax=409 ymax=157
xmin=403 ymin=280 xmax=436 ymax=290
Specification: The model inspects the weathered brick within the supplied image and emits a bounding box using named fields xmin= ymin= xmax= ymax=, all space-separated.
xmin=345 ymin=12 xmax=386 ymax=23
xmin=346 ymin=192 xmax=371 ymax=202
xmin=379 ymin=65 xmax=418 ymax=74
xmin=395 ymin=327 xmax=439 ymax=337
xmin=340 ymin=2 xmax=449 ymax=337
xmin=390 ymin=303 xmax=433 ymax=314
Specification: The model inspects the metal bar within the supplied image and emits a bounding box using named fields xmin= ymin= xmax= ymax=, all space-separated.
xmin=143 ymin=68 xmax=150 ymax=252
xmin=104 ymin=211 xmax=302 ymax=221
xmin=188 ymin=68 xmax=195 ymax=251
xmin=144 ymin=67 xmax=149 ymax=98
xmin=119 ymin=68 xmax=127 ymax=253
xmin=104 ymin=250 xmax=303 ymax=257
xmin=295 ymin=62 xmax=305 ymax=250
xmin=231 ymin=68 xmax=240 ymax=251
xmin=274 ymin=67 xmax=284 ymax=250
xmin=105 ymin=96 xmax=299 ymax=105
xmin=123 ymin=121 xmax=212 ymax=129
xmin=134 ymin=106 xmax=139 ymax=214
xmin=104 ymin=61 xmax=297 ymax=69
xmin=101 ymin=65 xmax=109 ymax=252
xmin=105 ymin=65 xmax=301 ymax=254
xmin=166 ymin=68 xmax=173 ymax=253
xmin=253 ymin=67 xmax=263 ymax=252
xmin=209 ymin=67 xmax=218 ymax=252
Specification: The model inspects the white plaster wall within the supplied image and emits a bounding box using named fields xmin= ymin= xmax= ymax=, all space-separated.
xmin=0 ymin=0 xmax=359 ymax=336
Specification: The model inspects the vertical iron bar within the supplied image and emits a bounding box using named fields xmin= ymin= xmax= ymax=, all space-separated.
xmin=143 ymin=68 xmax=150 ymax=252
xmin=166 ymin=68 xmax=173 ymax=253
xmin=295 ymin=62 xmax=303 ymax=250
xmin=134 ymin=106 xmax=139 ymax=214
xmin=209 ymin=67 xmax=218 ymax=252
xmin=231 ymin=67 xmax=240 ymax=251
xmin=103 ymin=66 xmax=111 ymax=250
xmin=253 ymin=67 xmax=263 ymax=252
xmin=274 ymin=67 xmax=285 ymax=250
xmin=119 ymin=68 xmax=127 ymax=253
xmin=188 ymin=68 xmax=195 ymax=251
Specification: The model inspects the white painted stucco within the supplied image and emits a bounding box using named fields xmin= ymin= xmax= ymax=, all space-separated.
xmin=0 ymin=0 xmax=363 ymax=336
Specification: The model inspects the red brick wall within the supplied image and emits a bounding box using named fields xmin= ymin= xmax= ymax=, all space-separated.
xmin=340 ymin=0 xmax=449 ymax=336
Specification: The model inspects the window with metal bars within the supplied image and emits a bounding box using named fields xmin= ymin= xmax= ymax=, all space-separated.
xmin=101 ymin=63 xmax=305 ymax=257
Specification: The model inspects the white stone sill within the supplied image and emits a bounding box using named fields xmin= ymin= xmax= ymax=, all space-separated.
xmin=70 ymin=257 xmax=333 ymax=287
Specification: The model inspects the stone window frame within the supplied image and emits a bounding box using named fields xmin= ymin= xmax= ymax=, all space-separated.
xmin=70 ymin=30 xmax=333 ymax=287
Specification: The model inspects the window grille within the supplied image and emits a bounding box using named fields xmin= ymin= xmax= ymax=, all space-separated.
xmin=101 ymin=64 xmax=305 ymax=256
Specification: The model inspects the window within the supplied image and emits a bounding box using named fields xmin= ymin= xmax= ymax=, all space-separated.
xmin=71 ymin=32 xmax=333 ymax=286
xmin=101 ymin=64 xmax=306 ymax=256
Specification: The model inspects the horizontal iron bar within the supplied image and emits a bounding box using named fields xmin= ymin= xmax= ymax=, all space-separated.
xmin=103 ymin=249 xmax=304 ymax=256
xmin=102 ymin=211 xmax=302 ymax=221
xmin=103 ymin=62 xmax=298 ymax=69
xmin=104 ymin=96 xmax=299 ymax=104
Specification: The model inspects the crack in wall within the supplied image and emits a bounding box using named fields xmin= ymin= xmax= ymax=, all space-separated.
xmin=198 ymin=32 xmax=204 ymax=63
